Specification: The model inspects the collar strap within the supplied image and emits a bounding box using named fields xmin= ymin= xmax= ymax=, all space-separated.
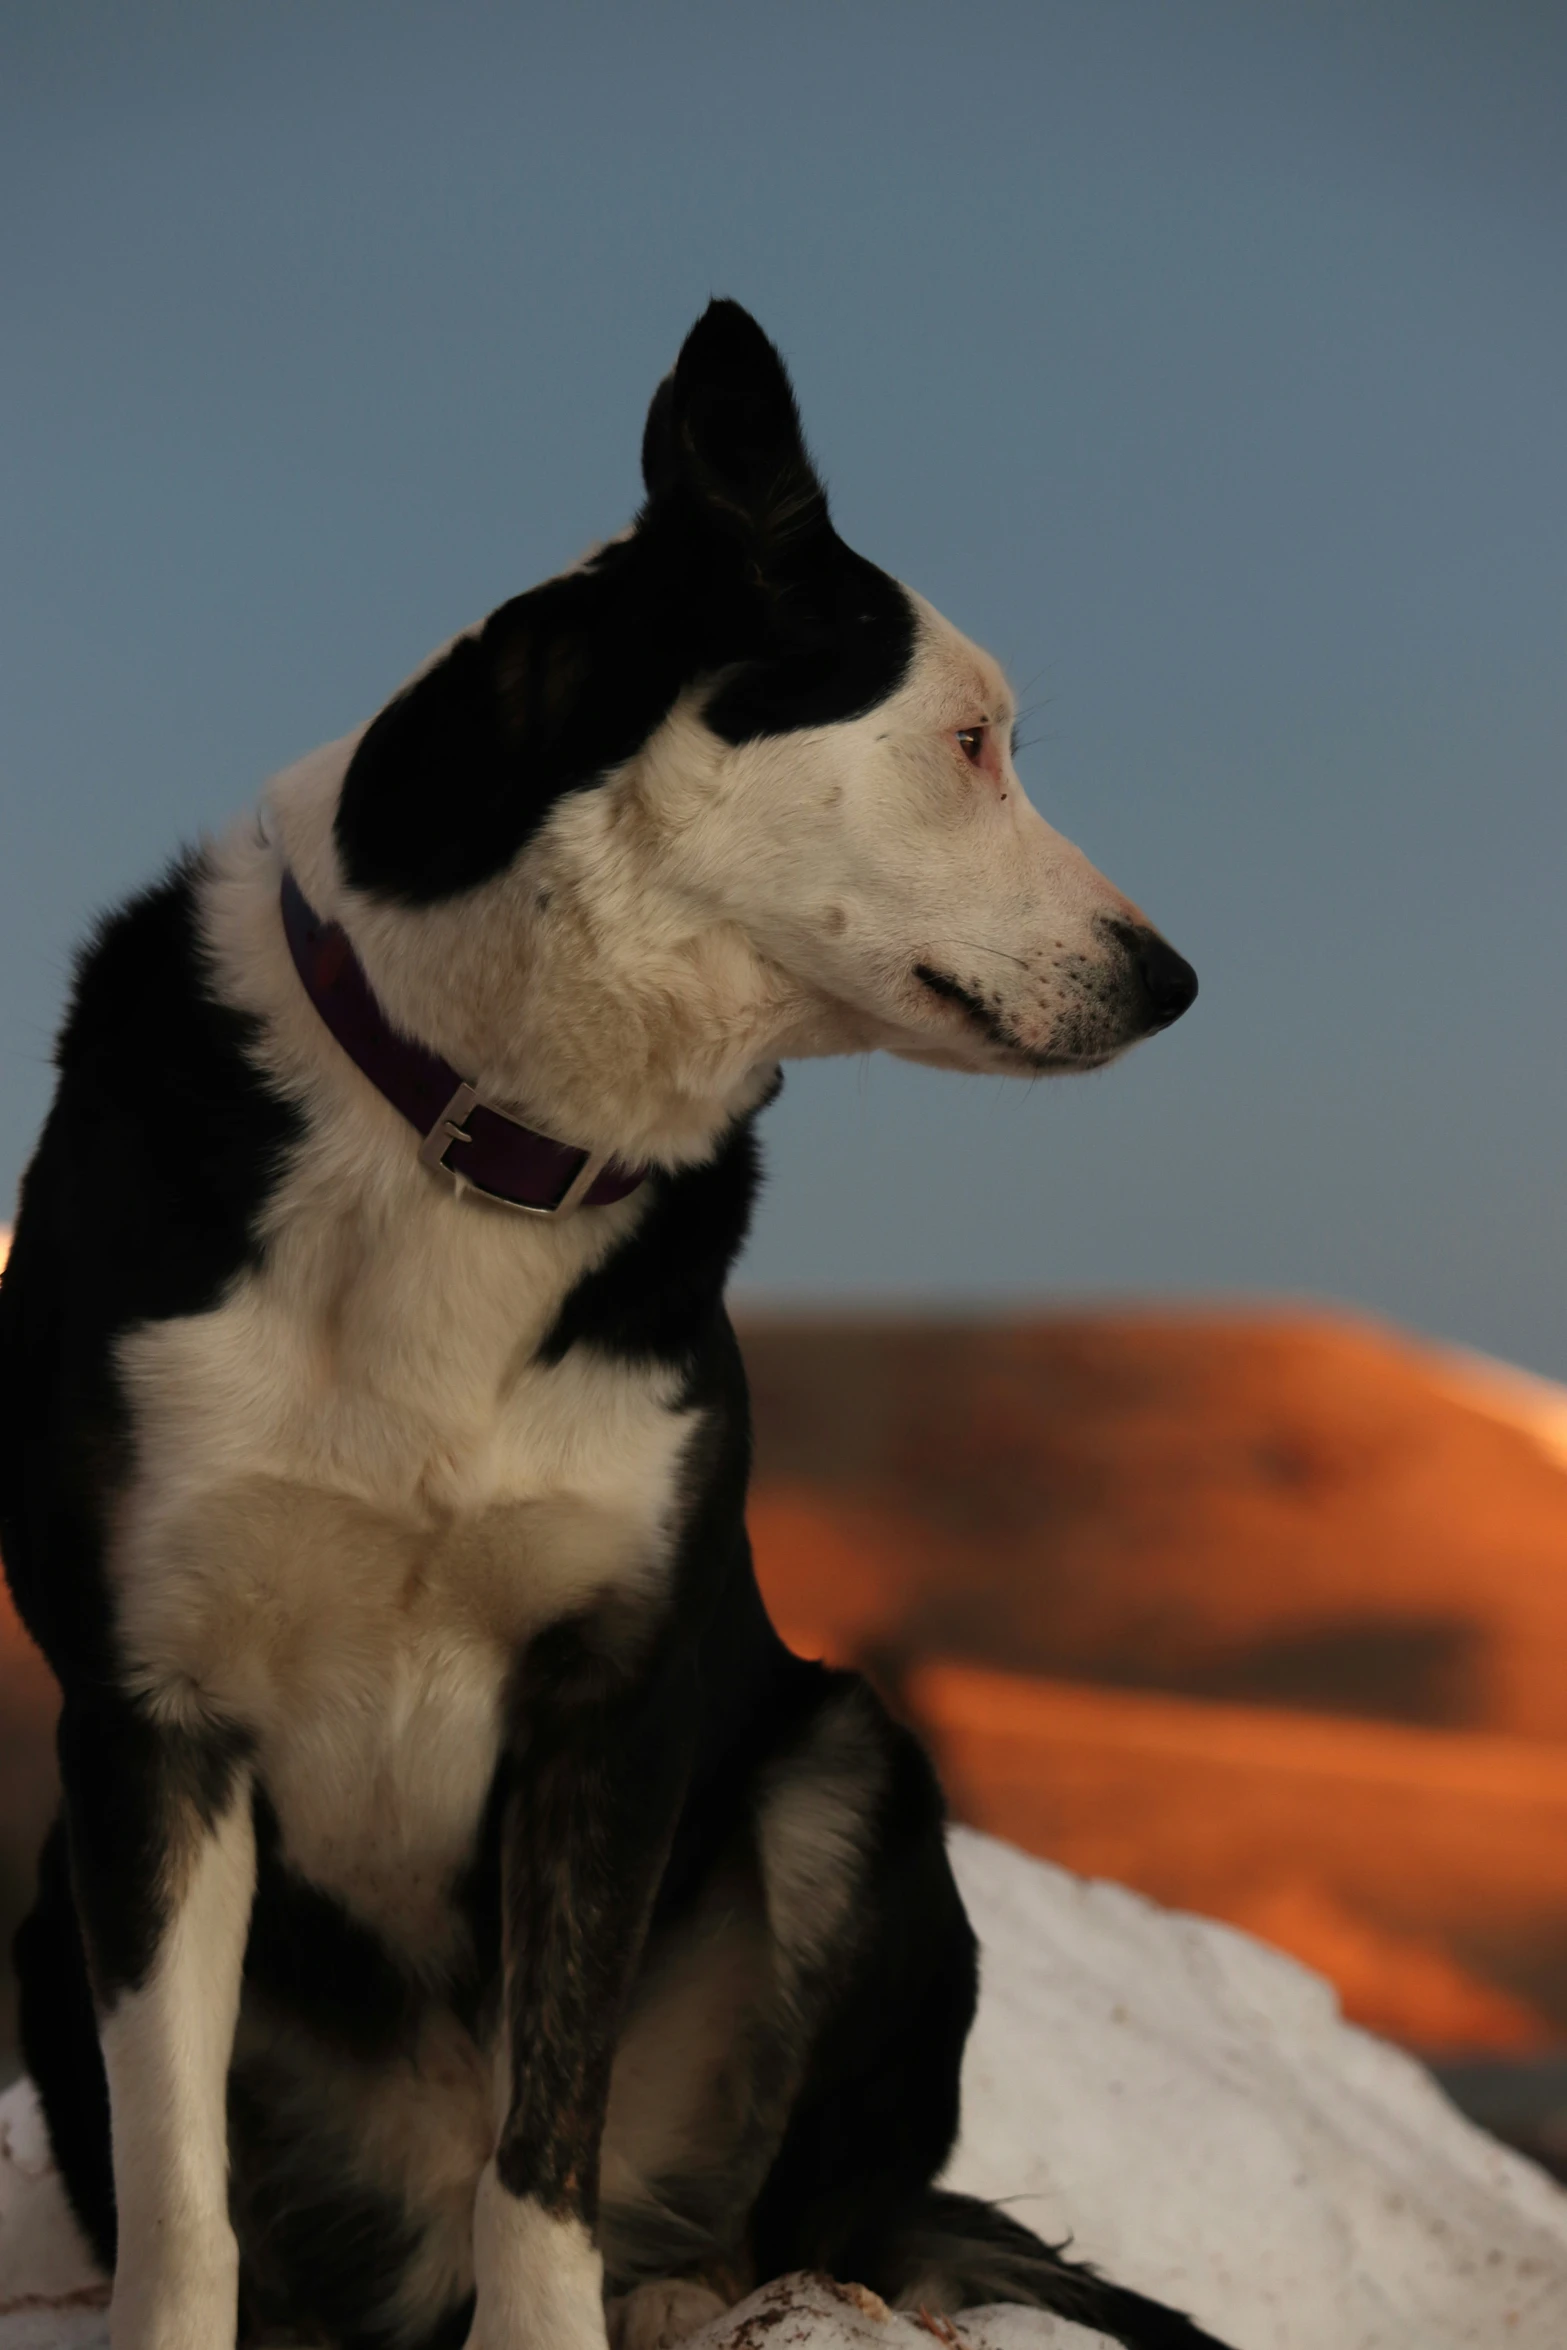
xmin=280 ymin=871 xmax=648 ymax=1216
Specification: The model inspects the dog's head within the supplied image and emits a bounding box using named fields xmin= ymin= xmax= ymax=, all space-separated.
xmin=322 ymin=302 xmax=1193 ymax=1150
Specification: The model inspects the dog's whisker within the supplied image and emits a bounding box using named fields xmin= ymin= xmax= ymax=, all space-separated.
xmin=927 ymin=936 xmax=1034 ymax=974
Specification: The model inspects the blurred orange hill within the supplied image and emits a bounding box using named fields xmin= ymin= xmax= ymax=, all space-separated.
xmin=2 ymin=1231 xmax=1566 ymax=2057
xmin=742 ymin=1309 xmax=1567 ymax=2053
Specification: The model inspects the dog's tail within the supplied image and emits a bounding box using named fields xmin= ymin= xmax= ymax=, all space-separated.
xmin=855 ymin=2187 xmax=1236 ymax=2350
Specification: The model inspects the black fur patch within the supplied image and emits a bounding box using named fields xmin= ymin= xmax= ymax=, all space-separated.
xmin=13 ymin=1818 xmax=115 ymax=2269
xmin=749 ymin=1706 xmax=976 ymax=2282
xmin=0 ymin=856 xmax=302 ymax=1687
xmin=335 ymin=302 xmax=914 ymax=907
xmin=244 ymin=1796 xmax=435 ymax=2060
xmin=57 ymin=1699 xmax=250 ymax=1999
xmin=494 ymin=1636 xmax=699 ymax=2224
xmin=334 ymin=533 xmax=720 ymax=906
xmin=867 ymin=2191 xmax=1233 ymax=2347
xmin=539 ymin=1114 xmax=762 ymax=1372
xmin=652 ymin=1548 xmax=811 ymax=1937
xmin=229 ymin=2065 xmax=471 ymax=2350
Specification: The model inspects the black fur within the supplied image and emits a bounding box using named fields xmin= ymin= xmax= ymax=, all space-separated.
xmin=245 ymin=1795 xmax=436 ymax=2059
xmin=863 ymin=2195 xmax=1233 ymax=2349
xmin=3 ymin=303 xmax=1231 ymax=2350
xmin=494 ymin=1632 xmax=700 ymax=2225
xmin=912 ymin=962 xmax=1026 ymax=1059
xmin=751 ymin=1712 xmax=978 ymax=2280
xmin=228 ymin=2062 xmax=469 ymax=2350
xmin=540 ymin=1117 xmax=764 ymax=1372
xmin=14 ymin=1819 xmax=114 ymax=2270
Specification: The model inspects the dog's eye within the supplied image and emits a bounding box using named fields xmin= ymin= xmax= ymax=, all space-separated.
xmin=955 ymin=726 xmax=987 ymax=765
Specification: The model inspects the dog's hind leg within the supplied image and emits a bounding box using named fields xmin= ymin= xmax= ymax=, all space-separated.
xmin=749 ymin=1676 xmax=1235 ymax=2350
xmin=55 ymin=1694 xmax=254 ymax=2350
xmin=595 ymin=1673 xmax=919 ymax=2328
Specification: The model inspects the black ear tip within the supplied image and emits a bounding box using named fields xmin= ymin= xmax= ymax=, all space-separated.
xmin=675 ymin=297 xmax=789 ymax=391
xmin=644 ymin=302 xmax=793 ymax=498
xmin=689 ymin=295 xmax=768 ymax=343
xmin=643 ymin=299 xmax=819 ymax=520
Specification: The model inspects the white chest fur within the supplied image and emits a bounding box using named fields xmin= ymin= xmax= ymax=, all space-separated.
xmin=109 ymin=1167 xmax=694 ymax=1960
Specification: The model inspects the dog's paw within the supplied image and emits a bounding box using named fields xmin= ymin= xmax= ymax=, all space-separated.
xmin=467 ymin=2168 xmax=609 ymax=2350
xmin=606 ymin=2278 xmax=730 ymax=2350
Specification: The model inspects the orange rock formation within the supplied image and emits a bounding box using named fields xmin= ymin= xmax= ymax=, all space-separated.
xmin=744 ymin=1310 xmax=1567 ymax=2050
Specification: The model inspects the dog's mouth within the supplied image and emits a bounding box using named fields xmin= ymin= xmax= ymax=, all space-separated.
xmin=909 ymin=963 xmax=1115 ymax=1074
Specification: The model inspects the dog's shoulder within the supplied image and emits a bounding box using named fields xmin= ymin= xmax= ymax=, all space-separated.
xmin=0 ymin=852 xmax=302 ymax=1674
xmin=10 ymin=849 xmax=302 ymax=1331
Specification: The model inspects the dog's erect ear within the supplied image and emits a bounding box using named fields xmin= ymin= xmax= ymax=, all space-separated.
xmin=641 ymin=300 xmax=827 ymax=552
xmin=641 ymin=299 xmax=915 ymax=748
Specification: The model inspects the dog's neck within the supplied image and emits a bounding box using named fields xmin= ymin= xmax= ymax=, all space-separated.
xmin=260 ymin=734 xmax=868 ymax=1174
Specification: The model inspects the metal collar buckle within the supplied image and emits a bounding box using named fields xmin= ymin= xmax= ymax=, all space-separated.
xmin=416 ymin=1082 xmax=609 ymax=1217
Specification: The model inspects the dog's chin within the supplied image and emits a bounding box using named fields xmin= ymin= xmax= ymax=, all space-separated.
xmin=890 ymin=1038 xmax=1126 ymax=1078
xmin=779 ymin=974 xmax=1129 ymax=1080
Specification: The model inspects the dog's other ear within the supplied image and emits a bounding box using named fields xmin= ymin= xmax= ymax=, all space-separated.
xmin=641 ymin=300 xmax=828 ymax=554
xmin=335 ymin=566 xmax=693 ymax=907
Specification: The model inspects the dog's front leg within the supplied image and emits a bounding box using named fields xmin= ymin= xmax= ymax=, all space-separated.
xmin=470 ymin=1636 xmax=695 ymax=2350
xmin=58 ymin=1695 xmax=254 ymax=2350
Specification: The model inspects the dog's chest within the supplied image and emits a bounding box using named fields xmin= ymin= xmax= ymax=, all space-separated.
xmin=110 ymin=1208 xmax=693 ymax=1952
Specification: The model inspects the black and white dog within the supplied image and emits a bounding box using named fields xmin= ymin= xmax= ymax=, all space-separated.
xmin=0 ymin=304 xmax=1216 ymax=2350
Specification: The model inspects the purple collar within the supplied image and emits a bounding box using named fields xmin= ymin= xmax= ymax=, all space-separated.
xmin=280 ymin=871 xmax=648 ymax=1216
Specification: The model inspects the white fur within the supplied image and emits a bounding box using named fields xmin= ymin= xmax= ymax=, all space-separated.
xmin=468 ymin=2167 xmax=607 ymax=2350
xmin=100 ymin=1785 xmax=254 ymax=2350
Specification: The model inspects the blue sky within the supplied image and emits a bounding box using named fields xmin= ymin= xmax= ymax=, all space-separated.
xmin=3 ymin=2 xmax=1565 ymax=1369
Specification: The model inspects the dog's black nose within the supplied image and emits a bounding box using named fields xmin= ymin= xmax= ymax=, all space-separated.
xmin=1129 ymin=926 xmax=1199 ymax=1030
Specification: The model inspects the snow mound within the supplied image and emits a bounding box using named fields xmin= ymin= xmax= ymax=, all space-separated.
xmin=943 ymin=1828 xmax=1567 ymax=2345
xmin=4 ymin=1830 xmax=1566 ymax=2349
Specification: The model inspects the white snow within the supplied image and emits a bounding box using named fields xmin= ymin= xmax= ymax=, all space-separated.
xmin=942 ymin=1828 xmax=1567 ymax=2346
xmin=4 ymin=1830 xmax=1566 ymax=2350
